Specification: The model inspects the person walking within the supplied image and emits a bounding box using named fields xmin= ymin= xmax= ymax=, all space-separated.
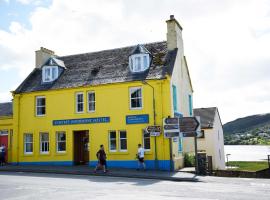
xmin=136 ymin=144 xmax=146 ymax=170
xmin=94 ymin=144 xmax=107 ymax=173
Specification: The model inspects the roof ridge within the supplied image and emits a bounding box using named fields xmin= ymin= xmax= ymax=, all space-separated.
xmin=59 ymin=41 xmax=166 ymax=59
xmin=0 ymin=102 xmax=12 ymax=105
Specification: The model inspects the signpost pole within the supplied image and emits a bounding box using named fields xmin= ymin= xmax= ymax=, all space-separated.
xmin=169 ymin=138 xmax=173 ymax=171
xmin=194 ymin=135 xmax=199 ymax=175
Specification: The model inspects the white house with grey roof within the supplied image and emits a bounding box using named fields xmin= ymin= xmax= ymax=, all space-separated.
xmin=194 ymin=107 xmax=226 ymax=170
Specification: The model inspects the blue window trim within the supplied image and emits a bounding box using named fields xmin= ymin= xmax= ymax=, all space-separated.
xmin=172 ymin=85 xmax=178 ymax=112
xmin=178 ymin=137 xmax=183 ymax=152
xmin=188 ymin=94 xmax=193 ymax=116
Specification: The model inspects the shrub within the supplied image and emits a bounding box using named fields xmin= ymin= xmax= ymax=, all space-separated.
xmin=184 ymin=153 xmax=195 ymax=167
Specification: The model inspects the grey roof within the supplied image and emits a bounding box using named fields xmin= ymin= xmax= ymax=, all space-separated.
xmin=0 ymin=102 xmax=13 ymax=117
xmin=130 ymin=44 xmax=151 ymax=55
xmin=15 ymin=41 xmax=177 ymax=94
xmin=51 ymin=57 xmax=66 ymax=68
xmin=193 ymin=107 xmax=217 ymax=129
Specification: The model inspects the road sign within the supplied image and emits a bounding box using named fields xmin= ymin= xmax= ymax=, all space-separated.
xmin=182 ymin=132 xmax=197 ymax=137
xmin=146 ymin=125 xmax=161 ymax=137
xmin=164 ymin=132 xmax=179 ymax=138
xmin=163 ymin=117 xmax=180 ymax=138
xmin=164 ymin=118 xmax=179 ymax=124
xmin=164 ymin=124 xmax=179 ymax=130
xmin=179 ymin=117 xmax=200 ymax=133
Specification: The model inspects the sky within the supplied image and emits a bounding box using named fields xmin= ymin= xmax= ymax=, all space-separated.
xmin=0 ymin=0 xmax=269 ymax=123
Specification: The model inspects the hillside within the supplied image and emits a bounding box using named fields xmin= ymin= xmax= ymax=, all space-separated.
xmin=224 ymin=113 xmax=270 ymax=134
xmin=223 ymin=113 xmax=270 ymax=145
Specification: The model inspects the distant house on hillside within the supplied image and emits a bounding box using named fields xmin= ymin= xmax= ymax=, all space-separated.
xmin=194 ymin=107 xmax=225 ymax=170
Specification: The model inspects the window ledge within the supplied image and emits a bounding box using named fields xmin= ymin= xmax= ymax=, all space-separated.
xmin=108 ymin=152 xmax=129 ymax=155
xmin=36 ymin=115 xmax=46 ymax=117
xmin=130 ymin=107 xmax=143 ymax=110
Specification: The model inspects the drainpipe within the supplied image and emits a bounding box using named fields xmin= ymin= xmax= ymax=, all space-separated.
xmin=142 ymin=80 xmax=158 ymax=169
xmin=17 ymin=94 xmax=21 ymax=165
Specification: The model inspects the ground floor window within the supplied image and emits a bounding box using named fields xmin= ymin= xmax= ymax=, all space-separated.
xmin=56 ymin=132 xmax=66 ymax=153
xmin=109 ymin=130 xmax=128 ymax=152
xmin=40 ymin=132 xmax=49 ymax=153
xmin=24 ymin=133 xmax=33 ymax=154
xmin=143 ymin=130 xmax=150 ymax=151
xmin=119 ymin=130 xmax=127 ymax=151
xmin=109 ymin=131 xmax=117 ymax=152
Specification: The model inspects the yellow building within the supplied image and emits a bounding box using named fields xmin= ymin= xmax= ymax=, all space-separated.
xmin=5 ymin=15 xmax=193 ymax=171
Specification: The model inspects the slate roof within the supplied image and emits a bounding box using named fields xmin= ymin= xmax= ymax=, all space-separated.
xmin=130 ymin=44 xmax=151 ymax=55
xmin=0 ymin=102 xmax=13 ymax=117
xmin=193 ymin=107 xmax=217 ymax=129
xmin=15 ymin=41 xmax=177 ymax=94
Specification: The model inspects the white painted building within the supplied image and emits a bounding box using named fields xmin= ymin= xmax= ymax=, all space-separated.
xmin=194 ymin=107 xmax=226 ymax=170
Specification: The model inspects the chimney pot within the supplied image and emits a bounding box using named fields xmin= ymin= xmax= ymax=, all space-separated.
xmin=35 ymin=47 xmax=55 ymax=68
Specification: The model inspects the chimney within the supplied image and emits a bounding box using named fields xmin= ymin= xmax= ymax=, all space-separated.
xmin=166 ymin=15 xmax=184 ymax=52
xmin=35 ymin=47 xmax=55 ymax=68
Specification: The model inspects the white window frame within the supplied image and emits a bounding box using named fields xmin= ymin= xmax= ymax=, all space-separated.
xmin=42 ymin=66 xmax=58 ymax=82
xmin=75 ymin=92 xmax=84 ymax=113
xmin=87 ymin=91 xmax=96 ymax=112
xmin=119 ymin=130 xmax=127 ymax=152
xmin=36 ymin=96 xmax=46 ymax=116
xmin=109 ymin=131 xmax=117 ymax=152
xmin=129 ymin=87 xmax=143 ymax=110
xmin=40 ymin=132 xmax=49 ymax=154
xmin=24 ymin=133 xmax=33 ymax=155
xmin=56 ymin=131 xmax=66 ymax=153
xmin=143 ymin=130 xmax=151 ymax=151
xmin=129 ymin=54 xmax=150 ymax=73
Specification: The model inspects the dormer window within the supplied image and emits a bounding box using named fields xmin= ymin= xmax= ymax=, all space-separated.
xmin=42 ymin=66 xmax=58 ymax=82
xmin=129 ymin=45 xmax=151 ymax=73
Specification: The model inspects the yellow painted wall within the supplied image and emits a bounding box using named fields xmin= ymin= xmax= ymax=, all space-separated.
xmin=11 ymin=79 xmax=173 ymax=168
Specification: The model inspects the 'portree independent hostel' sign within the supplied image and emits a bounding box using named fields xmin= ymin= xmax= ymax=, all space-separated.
xmin=53 ymin=117 xmax=110 ymax=126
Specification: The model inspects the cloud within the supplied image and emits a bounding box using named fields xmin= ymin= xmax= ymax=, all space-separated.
xmin=0 ymin=91 xmax=12 ymax=102
xmin=0 ymin=0 xmax=270 ymax=122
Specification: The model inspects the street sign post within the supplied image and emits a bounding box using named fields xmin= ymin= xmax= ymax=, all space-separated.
xmin=163 ymin=117 xmax=180 ymax=138
xmin=179 ymin=117 xmax=200 ymax=133
xmin=146 ymin=125 xmax=161 ymax=136
xmin=178 ymin=116 xmax=201 ymax=175
xmin=182 ymin=132 xmax=197 ymax=137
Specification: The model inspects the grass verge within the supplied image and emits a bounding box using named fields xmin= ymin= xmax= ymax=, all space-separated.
xmin=227 ymin=161 xmax=269 ymax=172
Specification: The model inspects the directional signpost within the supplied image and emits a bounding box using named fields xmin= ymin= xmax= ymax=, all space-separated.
xmin=163 ymin=118 xmax=180 ymax=138
xmin=146 ymin=125 xmax=161 ymax=136
xmin=179 ymin=117 xmax=200 ymax=134
xmin=178 ymin=116 xmax=201 ymax=175
xmin=163 ymin=116 xmax=201 ymax=173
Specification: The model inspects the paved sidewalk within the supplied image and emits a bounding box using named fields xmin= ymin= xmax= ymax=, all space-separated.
xmin=0 ymin=165 xmax=199 ymax=182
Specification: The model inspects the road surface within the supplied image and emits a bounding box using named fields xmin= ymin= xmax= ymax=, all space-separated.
xmin=0 ymin=172 xmax=269 ymax=200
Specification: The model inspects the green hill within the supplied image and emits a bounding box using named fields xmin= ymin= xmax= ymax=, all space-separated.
xmin=224 ymin=113 xmax=270 ymax=135
xmin=223 ymin=113 xmax=270 ymax=145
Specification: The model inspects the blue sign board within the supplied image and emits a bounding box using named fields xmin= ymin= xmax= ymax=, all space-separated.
xmin=126 ymin=114 xmax=149 ymax=124
xmin=53 ymin=117 xmax=110 ymax=126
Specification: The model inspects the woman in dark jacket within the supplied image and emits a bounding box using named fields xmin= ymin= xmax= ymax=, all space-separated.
xmin=94 ymin=144 xmax=107 ymax=173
